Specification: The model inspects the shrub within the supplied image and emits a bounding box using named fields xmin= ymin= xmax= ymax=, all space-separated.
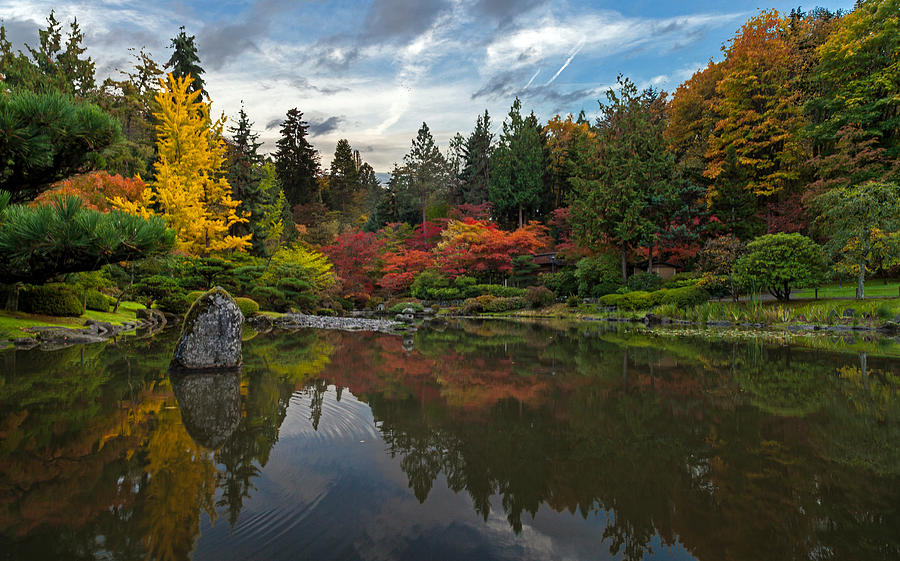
xmin=156 ymin=292 xmax=192 ymax=314
xmin=575 ymin=255 xmax=621 ymax=297
xmin=627 ymin=272 xmax=663 ymax=292
xmin=659 ymin=285 xmax=711 ymax=308
xmin=389 ymin=301 xmax=425 ymax=314
xmin=315 ymin=308 xmax=337 ymax=316
xmin=453 ymin=275 xmax=477 ymax=289
xmin=19 ymin=284 xmax=83 ymax=316
xmin=696 ymin=274 xmax=730 ymax=298
xmin=234 ymin=297 xmax=260 ymax=317
xmin=525 ymin=286 xmax=555 ymax=309
xmin=598 ymin=290 xmax=664 ymax=310
xmin=186 ymin=290 xmax=205 ymax=302
xmin=84 ymin=289 xmax=113 ymax=312
xmin=464 ymin=284 xmax=526 ymax=298
xmin=430 ymin=287 xmax=461 ymax=300
xmin=566 ymin=295 xmax=580 ymax=307
xmin=410 ymin=270 xmax=450 ymax=299
xmin=540 ymin=270 xmax=577 ymax=296
xmin=461 ymin=295 xmax=527 ymax=314
xmin=733 ymin=233 xmax=827 ymax=301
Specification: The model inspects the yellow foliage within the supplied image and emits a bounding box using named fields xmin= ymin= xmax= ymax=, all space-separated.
xmin=112 ymin=73 xmax=250 ymax=255
xmin=262 ymin=243 xmax=336 ymax=292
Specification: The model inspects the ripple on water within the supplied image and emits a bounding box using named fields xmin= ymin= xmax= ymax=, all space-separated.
xmin=281 ymin=385 xmax=381 ymax=443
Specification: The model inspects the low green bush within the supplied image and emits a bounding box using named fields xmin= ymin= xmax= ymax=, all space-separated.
xmin=461 ymin=295 xmax=528 ymax=314
xmin=19 ymin=284 xmax=83 ymax=317
xmin=430 ymin=287 xmax=461 ymax=300
xmin=84 ymin=289 xmax=113 ymax=312
xmin=463 ymin=284 xmax=526 ymax=298
xmin=156 ymin=293 xmax=192 ymax=314
xmin=627 ymin=272 xmax=664 ymax=292
xmin=186 ymin=290 xmax=205 ymax=302
xmin=566 ymin=295 xmax=580 ymax=307
xmin=540 ymin=270 xmax=578 ymax=296
xmin=525 ymin=286 xmax=555 ymax=309
xmin=575 ymin=255 xmax=621 ymax=297
xmin=389 ymin=301 xmax=425 ymax=314
xmin=234 ymin=297 xmax=260 ymax=317
xmin=659 ymin=285 xmax=711 ymax=308
xmin=410 ymin=270 xmax=450 ymax=299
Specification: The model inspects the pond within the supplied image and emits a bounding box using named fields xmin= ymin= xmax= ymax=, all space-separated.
xmin=1 ymin=320 xmax=898 ymax=561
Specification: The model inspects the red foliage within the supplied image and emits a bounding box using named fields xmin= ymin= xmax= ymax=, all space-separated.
xmin=449 ymin=202 xmax=494 ymax=221
xmin=407 ymin=219 xmax=450 ymax=251
xmin=378 ymin=250 xmax=435 ymax=293
xmin=35 ymin=171 xmax=145 ymax=211
xmin=322 ymin=231 xmax=385 ymax=295
xmin=436 ymin=219 xmax=550 ymax=279
xmin=548 ymin=207 xmax=590 ymax=260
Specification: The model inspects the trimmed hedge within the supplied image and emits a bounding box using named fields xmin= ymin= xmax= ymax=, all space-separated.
xmin=598 ymin=285 xmax=710 ymax=311
xmin=234 ymin=297 xmax=260 ymax=317
xmin=525 ymin=286 xmax=555 ymax=309
xmin=461 ymin=295 xmax=528 ymax=314
xmin=85 ymin=289 xmax=113 ymax=312
xmin=627 ymin=272 xmax=663 ymax=292
xmin=156 ymin=293 xmax=192 ymax=314
xmin=19 ymin=284 xmax=83 ymax=317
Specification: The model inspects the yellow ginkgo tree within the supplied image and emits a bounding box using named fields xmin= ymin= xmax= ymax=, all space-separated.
xmin=112 ymin=73 xmax=250 ymax=255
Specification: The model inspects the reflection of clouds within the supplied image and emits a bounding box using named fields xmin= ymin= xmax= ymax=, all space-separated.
xmin=195 ymin=384 xmax=693 ymax=560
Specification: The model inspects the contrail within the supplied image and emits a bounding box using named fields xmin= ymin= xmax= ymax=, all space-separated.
xmin=546 ymin=40 xmax=584 ymax=85
xmin=524 ymin=68 xmax=541 ymax=89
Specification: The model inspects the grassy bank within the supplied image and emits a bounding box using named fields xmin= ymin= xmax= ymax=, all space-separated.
xmin=793 ymin=280 xmax=900 ymax=299
xmin=0 ymin=301 xmax=146 ymax=340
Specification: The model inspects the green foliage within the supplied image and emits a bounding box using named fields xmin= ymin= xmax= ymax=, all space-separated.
xmin=84 ymin=289 xmax=112 ymax=312
xmin=461 ymin=295 xmax=528 ymax=314
xmin=18 ymin=283 xmax=83 ymax=316
xmin=0 ymin=193 xmax=175 ymax=284
xmin=134 ymin=275 xmax=185 ymax=310
xmin=490 ymin=98 xmax=544 ymax=227
xmin=234 ymin=297 xmax=260 ymax=317
xmin=524 ymin=286 xmax=555 ymax=309
xmin=410 ymin=270 xmax=450 ymax=299
xmin=0 ymin=91 xmax=122 ymax=202
xmin=658 ymin=285 xmax=711 ymax=308
xmin=466 ymin=284 xmax=526 ymax=298
xmin=510 ymin=255 xmax=539 ymax=286
xmin=274 ymin=108 xmax=320 ymax=207
xmin=627 ymin=272 xmax=663 ymax=292
xmin=574 ymin=255 xmax=621 ymax=297
xmin=734 ymin=233 xmax=828 ymax=301
xmin=540 ymin=270 xmax=578 ymax=297
xmin=167 ymin=26 xmax=206 ymax=98
xmin=813 ymin=181 xmax=900 ymax=299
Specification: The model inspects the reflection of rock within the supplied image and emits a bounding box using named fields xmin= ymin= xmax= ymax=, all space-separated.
xmin=172 ymin=287 xmax=243 ymax=369
xmin=170 ymin=369 xmax=241 ymax=450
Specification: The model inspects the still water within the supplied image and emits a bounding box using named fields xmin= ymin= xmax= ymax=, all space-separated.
xmin=1 ymin=320 xmax=898 ymax=561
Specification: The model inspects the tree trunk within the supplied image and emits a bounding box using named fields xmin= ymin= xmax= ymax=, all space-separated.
xmin=518 ymin=205 xmax=523 ymax=229
xmin=421 ymin=196 xmax=427 ymax=231
xmin=621 ymin=247 xmax=628 ymax=284
xmin=113 ymin=265 xmax=135 ymax=313
xmin=857 ymin=262 xmax=865 ymax=300
xmin=647 ymin=246 xmax=654 ymax=274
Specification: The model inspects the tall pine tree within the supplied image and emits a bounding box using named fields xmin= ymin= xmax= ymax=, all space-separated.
xmin=166 ymin=26 xmax=206 ymax=98
xmin=460 ymin=110 xmax=493 ymax=204
xmin=404 ymin=122 xmax=449 ymax=226
xmin=490 ymin=98 xmax=544 ymax=228
xmin=273 ymin=108 xmax=320 ymax=208
xmin=328 ymin=139 xmax=359 ymax=214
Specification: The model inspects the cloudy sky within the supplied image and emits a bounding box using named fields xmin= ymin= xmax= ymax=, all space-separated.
xmin=2 ymin=0 xmax=855 ymax=172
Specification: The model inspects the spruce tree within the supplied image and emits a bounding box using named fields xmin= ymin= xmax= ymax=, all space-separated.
xmin=490 ymin=98 xmax=544 ymax=228
xmin=166 ymin=26 xmax=206 ymax=98
xmin=328 ymin=139 xmax=359 ymax=214
xmin=460 ymin=110 xmax=493 ymax=204
xmin=273 ymin=108 xmax=320 ymax=207
xmin=404 ymin=122 xmax=448 ymax=226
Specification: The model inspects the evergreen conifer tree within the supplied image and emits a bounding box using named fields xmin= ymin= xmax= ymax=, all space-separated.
xmin=404 ymin=122 xmax=448 ymax=226
xmin=460 ymin=110 xmax=493 ymax=204
xmin=166 ymin=26 xmax=206 ymax=98
xmin=490 ymin=98 xmax=544 ymax=228
xmin=273 ymin=108 xmax=320 ymax=207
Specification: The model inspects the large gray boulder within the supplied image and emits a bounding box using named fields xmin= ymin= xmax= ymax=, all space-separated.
xmin=172 ymin=287 xmax=243 ymax=369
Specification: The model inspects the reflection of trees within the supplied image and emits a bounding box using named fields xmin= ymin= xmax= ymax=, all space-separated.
xmin=317 ymin=324 xmax=900 ymax=561
xmin=1 ymin=329 xmax=334 ymax=559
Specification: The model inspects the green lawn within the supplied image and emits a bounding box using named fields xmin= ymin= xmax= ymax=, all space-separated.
xmin=793 ymin=280 xmax=900 ymax=299
xmin=0 ymin=301 xmax=146 ymax=340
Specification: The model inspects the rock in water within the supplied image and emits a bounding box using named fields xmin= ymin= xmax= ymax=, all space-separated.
xmin=172 ymin=287 xmax=243 ymax=369
xmin=171 ymin=369 xmax=242 ymax=449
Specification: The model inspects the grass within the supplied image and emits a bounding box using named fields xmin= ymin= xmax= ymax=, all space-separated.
xmin=653 ymin=297 xmax=900 ymax=326
xmin=0 ymin=300 xmax=146 ymax=340
xmin=793 ymin=279 xmax=900 ymax=299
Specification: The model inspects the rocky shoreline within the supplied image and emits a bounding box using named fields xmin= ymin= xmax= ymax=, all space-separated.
xmin=11 ymin=308 xmax=171 ymax=351
xmin=248 ymin=312 xmax=404 ymax=334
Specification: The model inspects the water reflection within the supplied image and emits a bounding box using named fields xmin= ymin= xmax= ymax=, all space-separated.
xmin=0 ymin=322 xmax=898 ymax=560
